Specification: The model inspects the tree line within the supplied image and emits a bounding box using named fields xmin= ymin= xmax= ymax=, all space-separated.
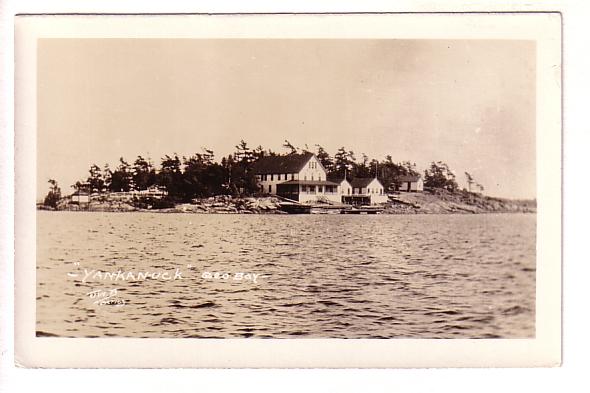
xmin=44 ymin=139 xmax=478 ymax=206
xmin=279 ymin=140 xmax=463 ymax=193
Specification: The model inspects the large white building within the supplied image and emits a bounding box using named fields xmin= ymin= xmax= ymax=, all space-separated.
xmin=252 ymin=152 xmax=340 ymax=203
xmin=252 ymin=152 xmax=388 ymax=205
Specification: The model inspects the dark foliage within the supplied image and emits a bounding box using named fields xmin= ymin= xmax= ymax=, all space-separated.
xmin=71 ymin=142 xmax=468 ymax=201
xmin=43 ymin=179 xmax=61 ymax=208
xmin=424 ymin=161 xmax=459 ymax=192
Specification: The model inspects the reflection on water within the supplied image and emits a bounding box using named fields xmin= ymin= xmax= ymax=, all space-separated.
xmin=36 ymin=212 xmax=535 ymax=338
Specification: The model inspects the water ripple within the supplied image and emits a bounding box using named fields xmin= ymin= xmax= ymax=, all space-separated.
xmin=36 ymin=212 xmax=536 ymax=338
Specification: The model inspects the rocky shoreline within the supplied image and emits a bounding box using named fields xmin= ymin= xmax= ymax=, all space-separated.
xmin=383 ymin=189 xmax=536 ymax=214
xmin=40 ymin=195 xmax=287 ymax=214
xmin=38 ymin=190 xmax=535 ymax=214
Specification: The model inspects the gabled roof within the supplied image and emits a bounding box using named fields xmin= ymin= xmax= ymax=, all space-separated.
xmin=252 ymin=152 xmax=315 ymax=174
xmin=350 ymin=177 xmax=382 ymax=188
xmin=327 ymin=176 xmax=351 ymax=185
xmin=398 ymin=174 xmax=422 ymax=182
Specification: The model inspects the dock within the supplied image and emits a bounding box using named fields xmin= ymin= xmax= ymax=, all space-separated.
xmin=278 ymin=202 xmax=312 ymax=214
xmin=340 ymin=206 xmax=384 ymax=214
xmin=278 ymin=200 xmax=384 ymax=214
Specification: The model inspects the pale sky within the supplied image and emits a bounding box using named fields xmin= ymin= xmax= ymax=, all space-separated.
xmin=38 ymin=39 xmax=535 ymax=199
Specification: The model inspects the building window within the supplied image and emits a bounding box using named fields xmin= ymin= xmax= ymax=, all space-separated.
xmin=291 ymin=173 xmax=294 ymax=180
xmin=311 ymin=175 xmax=314 ymax=181
xmin=319 ymin=186 xmax=323 ymax=193
xmin=304 ymin=175 xmax=307 ymax=180
xmin=302 ymin=185 xmax=307 ymax=192
xmin=271 ymin=174 xmax=274 ymax=181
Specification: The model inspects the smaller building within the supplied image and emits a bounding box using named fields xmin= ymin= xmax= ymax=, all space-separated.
xmin=71 ymin=190 xmax=90 ymax=204
xmin=343 ymin=177 xmax=388 ymax=205
xmin=327 ymin=177 xmax=353 ymax=199
xmin=397 ymin=175 xmax=423 ymax=192
xmin=109 ymin=186 xmax=168 ymax=201
xmin=71 ymin=182 xmax=91 ymax=204
xmin=138 ymin=186 xmax=168 ymax=199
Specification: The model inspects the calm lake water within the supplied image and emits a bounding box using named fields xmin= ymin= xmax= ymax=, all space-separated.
xmin=36 ymin=211 xmax=536 ymax=338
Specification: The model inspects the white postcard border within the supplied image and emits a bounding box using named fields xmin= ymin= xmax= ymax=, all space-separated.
xmin=14 ymin=13 xmax=561 ymax=368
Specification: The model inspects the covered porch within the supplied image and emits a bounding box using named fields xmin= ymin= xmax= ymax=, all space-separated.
xmin=276 ymin=180 xmax=340 ymax=203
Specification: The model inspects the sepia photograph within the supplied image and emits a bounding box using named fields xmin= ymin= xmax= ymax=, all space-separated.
xmin=35 ymin=37 xmax=538 ymax=340
xmin=14 ymin=13 xmax=561 ymax=368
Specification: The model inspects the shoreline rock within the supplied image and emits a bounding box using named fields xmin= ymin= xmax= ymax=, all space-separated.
xmin=382 ymin=189 xmax=536 ymax=214
xmin=39 ymin=191 xmax=535 ymax=214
